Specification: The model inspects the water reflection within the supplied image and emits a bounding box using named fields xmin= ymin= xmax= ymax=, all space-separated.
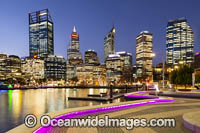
xmin=0 ymin=88 xmax=123 ymax=132
xmin=10 ymin=90 xmax=22 ymax=125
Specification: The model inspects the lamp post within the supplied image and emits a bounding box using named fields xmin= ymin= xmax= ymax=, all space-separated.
xmin=151 ymin=53 xmax=155 ymax=84
xmin=162 ymin=56 xmax=165 ymax=90
xmin=152 ymin=53 xmax=165 ymax=90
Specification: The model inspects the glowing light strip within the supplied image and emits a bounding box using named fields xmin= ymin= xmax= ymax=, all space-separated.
xmin=34 ymin=91 xmax=174 ymax=132
xmin=124 ymin=91 xmax=161 ymax=99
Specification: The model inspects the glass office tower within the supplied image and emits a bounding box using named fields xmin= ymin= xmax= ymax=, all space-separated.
xmin=166 ymin=18 xmax=194 ymax=66
xmin=136 ymin=31 xmax=153 ymax=77
xmin=104 ymin=26 xmax=115 ymax=62
xmin=29 ymin=9 xmax=54 ymax=58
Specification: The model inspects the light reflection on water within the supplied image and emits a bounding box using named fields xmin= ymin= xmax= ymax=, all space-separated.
xmin=0 ymin=88 xmax=123 ymax=132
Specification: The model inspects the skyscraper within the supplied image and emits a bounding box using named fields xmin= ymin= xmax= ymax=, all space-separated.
xmin=67 ymin=26 xmax=83 ymax=65
xmin=104 ymin=26 xmax=115 ymax=62
xmin=29 ymin=9 xmax=54 ymax=58
xmin=85 ymin=49 xmax=100 ymax=65
xmin=136 ymin=31 xmax=153 ymax=77
xmin=166 ymin=18 xmax=194 ymax=66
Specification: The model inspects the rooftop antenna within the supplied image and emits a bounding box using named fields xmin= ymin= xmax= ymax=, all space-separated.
xmin=73 ymin=26 xmax=76 ymax=32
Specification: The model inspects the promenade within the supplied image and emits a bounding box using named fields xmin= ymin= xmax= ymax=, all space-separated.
xmin=62 ymin=98 xmax=200 ymax=133
xmin=8 ymin=91 xmax=200 ymax=133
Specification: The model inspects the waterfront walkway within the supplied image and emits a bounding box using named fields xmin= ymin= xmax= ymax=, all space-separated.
xmin=9 ymin=91 xmax=200 ymax=133
xmin=50 ymin=98 xmax=200 ymax=133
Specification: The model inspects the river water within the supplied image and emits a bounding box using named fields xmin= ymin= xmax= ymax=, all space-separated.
xmin=0 ymin=88 xmax=123 ymax=132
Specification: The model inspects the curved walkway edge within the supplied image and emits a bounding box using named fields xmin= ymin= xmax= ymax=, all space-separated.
xmin=183 ymin=111 xmax=200 ymax=133
xmin=8 ymin=91 xmax=174 ymax=133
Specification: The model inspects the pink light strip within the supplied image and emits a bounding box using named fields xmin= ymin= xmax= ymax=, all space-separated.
xmin=34 ymin=91 xmax=174 ymax=132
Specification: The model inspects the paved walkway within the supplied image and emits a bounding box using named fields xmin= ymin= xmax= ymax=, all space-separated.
xmin=9 ymin=91 xmax=200 ymax=133
xmin=183 ymin=111 xmax=200 ymax=132
xmin=49 ymin=98 xmax=200 ymax=133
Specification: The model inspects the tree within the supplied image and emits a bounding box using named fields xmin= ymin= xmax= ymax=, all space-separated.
xmin=179 ymin=65 xmax=193 ymax=89
xmin=195 ymin=74 xmax=200 ymax=85
xmin=170 ymin=69 xmax=178 ymax=89
xmin=170 ymin=65 xmax=194 ymax=89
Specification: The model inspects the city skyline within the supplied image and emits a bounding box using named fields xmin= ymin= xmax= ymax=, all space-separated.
xmin=1 ymin=0 xmax=200 ymax=65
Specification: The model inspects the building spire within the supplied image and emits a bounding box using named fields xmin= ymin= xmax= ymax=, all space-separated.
xmin=73 ymin=26 xmax=76 ymax=32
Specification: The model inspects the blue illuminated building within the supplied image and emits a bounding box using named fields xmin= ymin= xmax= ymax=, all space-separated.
xmin=29 ymin=9 xmax=54 ymax=58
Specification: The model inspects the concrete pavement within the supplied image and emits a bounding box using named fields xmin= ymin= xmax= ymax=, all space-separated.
xmin=9 ymin=91 xmax=200 ymax=133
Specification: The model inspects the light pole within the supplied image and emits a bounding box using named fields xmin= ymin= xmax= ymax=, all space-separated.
xmin=162 ymin=56 xmax=165 ymax=90
xmin=152 ymin=53 xmax=165 ymax=90
xmin=151 ymin=53 xmax=155 ymax=84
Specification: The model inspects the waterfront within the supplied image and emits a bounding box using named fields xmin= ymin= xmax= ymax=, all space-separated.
xmin=0 ymin=88 xmax=123 ymax=132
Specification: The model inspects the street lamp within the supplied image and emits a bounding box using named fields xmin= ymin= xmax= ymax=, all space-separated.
xmin=151 ymin=53 xmax=156 ymax=57
xmin=152 ymin=53 xmax=165 ymax=90
xmin=151 ymin=53 xmax=155 ymax=84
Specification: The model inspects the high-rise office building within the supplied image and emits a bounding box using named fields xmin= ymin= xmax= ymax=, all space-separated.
xmin=85 ymin=50 xmax=100 ymax=65
xmin=136 ymin=31 xmax=153 ymax=77
xmin=106 ymin=54 xmax=124 ymax=84
xmin=67 ymin=26 xmax=83 ymax=65
xmin=104 ymin=26 xmax=115 ymax=62
xmin=29 ymin=9 xmax=54 ymax=58
xmin=166 ymin=18 xmax=194 ymax=66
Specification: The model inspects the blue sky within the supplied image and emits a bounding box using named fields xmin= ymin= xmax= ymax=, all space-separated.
xmin=0 ymin=0 xmax=200 ymax=65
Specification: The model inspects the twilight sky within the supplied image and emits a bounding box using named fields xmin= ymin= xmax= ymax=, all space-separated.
xmin=0 ymin=0 xmax=200 ymax=65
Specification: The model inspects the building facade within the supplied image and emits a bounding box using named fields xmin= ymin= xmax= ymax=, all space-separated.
xmin=104 ymin=26 xmax=115 ymax=62
xmin=116 ymin=51 xmax=133 ymax=83
xmin=44 ymin=55 xmax=66 ymax=80
xmin=194 ymin=52 xmax=200 ymax=69
xmin=6 ymin=55 xmax=22 ymax=79
xmin=136 ymin=31 xmax=153 ymax=78
xmin=106 ymin=54 xmax=124 ymax=84
xmin=166 ymin=18 xmax=194 ymax=66
xmin=21 ymin=57 xmax=45 ymax=80
xmin=85 ymin=50 xmax=100 ymax=65
xmin=76 ymin=64 xmax=94 ymax=85
xmin=93 ymin=65 xmax=106 ymax=86
xmin=29 ymin=9 xmax=54 ymax=58
xmin=66 ymin=64 xmax=77 ymax=83
xmin=0 ymin=54 xmax=7 ymax=81
xmin=0 ymin=54 xmax=23 ymax=82
xmin=67 ymin=26 xmax=83 ymax=65
xmin=116 ymin=51 xmax=132 ymax=67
